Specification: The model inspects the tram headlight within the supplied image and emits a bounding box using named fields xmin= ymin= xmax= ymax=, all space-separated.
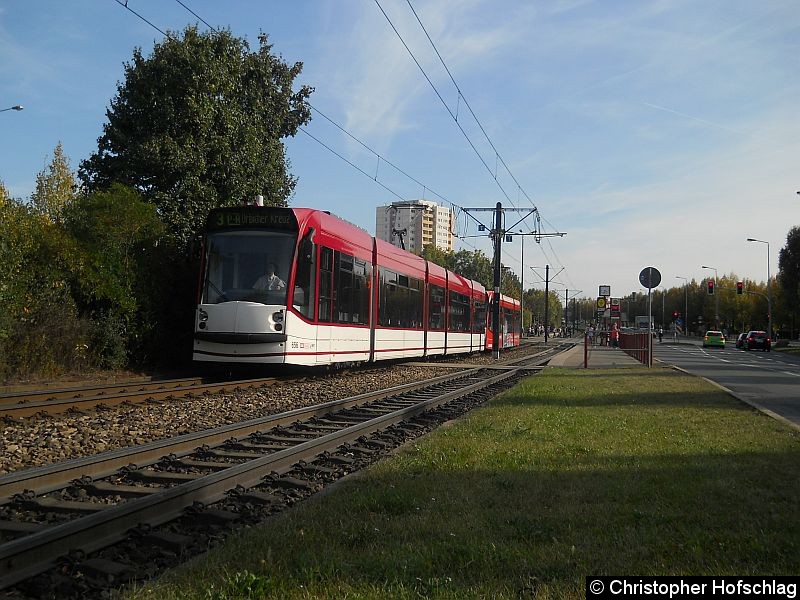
xmin=272 ymin=311 xmax=284 ymax=323
xmin=199 ymin=309 xmax=208 ymax=322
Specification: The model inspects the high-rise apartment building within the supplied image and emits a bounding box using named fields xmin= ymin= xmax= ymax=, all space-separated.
xmin=375 ymin=200 xmax=454 ymax=254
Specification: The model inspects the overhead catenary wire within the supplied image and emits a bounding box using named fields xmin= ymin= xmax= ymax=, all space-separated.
xmin=115 ymin=0 xmax=537 ymax=269
xmin=381 ymin=0 xmax=574 ymax=287
xmin=403 ymin=0 xmax=538 ymax=215
xmin=373 ymin=0 xmax=519 ymax=211
xmin=113 ymin=0 xmax=169 ymax=37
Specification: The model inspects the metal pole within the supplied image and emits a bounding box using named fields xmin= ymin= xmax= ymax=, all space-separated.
xmin=648 ymin=285 xmax=653 ymax=367
xmin=565 ymin=289 xmax=568 ymax=336
xmin=520 ymin=231 xmax=524 ymax=333
xmin=746 ymin=239 xmax=773 ymax=339
xmin=544 ymin=265 xmax=550 ymax=344
xmin=492 ymin=202 xmax=502 ymax=359
xmin=767 ymin=242 xmax=773 ymax=341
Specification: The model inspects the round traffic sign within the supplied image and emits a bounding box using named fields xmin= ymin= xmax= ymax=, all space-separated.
xmin=639 ymin=267 xmax=661 ymax=289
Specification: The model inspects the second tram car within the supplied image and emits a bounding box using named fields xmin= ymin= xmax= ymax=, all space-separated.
xmin=193 ymin=205 xmax=520 ymax=366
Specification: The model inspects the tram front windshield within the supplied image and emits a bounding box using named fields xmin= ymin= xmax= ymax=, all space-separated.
xmin=202 ymin=230 xmax=296 ymax=305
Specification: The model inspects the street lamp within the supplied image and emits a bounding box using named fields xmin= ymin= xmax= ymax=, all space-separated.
xmin=675 ymin=276 xmax=688 ymax=337
xmin=746 ymin=238 xmax=772 ymax=340
xmin=0 ymin=105 xmax=23 ymax=113
xmin=701 ymin=265 xmax=719 ymax=330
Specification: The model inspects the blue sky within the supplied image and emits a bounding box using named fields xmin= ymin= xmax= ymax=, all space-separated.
xmin=2 ymin=0 xmax=799 ymax=302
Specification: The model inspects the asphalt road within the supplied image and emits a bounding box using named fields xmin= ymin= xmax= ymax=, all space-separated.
xmin=654 ymin=341 xmax=800 ymax=428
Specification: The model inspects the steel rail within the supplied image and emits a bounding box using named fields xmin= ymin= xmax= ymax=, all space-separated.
xmin=0 ymin=368 xmax=519 ymax=590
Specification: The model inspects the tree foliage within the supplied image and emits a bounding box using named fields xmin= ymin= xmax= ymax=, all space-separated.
xmin=778 ymin=226 xmax=800 ymax=308
xmin=62 ymin=184 xmax=168 ymax=366
xmin=0 ymin=187 xmax=86 ymax=378
xmin=31 ymin=142 xmax=77 ymax=222
xmin=79 ymin=26 xmax=313 ymax=249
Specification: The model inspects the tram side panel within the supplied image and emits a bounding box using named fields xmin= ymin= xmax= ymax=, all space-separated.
xmin=373 ymin=239 xmax=428 ymax=361
xmin=445 ymin=271 xmax=473 ymax=356
xmin=471 ymin=282 xmax=488 ymax=353
xmin=425 ymin=261 xmax=448 ymax=356
xmin=300 ymin=212 xmax=373 ymax=366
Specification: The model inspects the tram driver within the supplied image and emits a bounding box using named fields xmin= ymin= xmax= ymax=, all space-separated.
xmin=253 ymin=262 xmax=286 ymax=291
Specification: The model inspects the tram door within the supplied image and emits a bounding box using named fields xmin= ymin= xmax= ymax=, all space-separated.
xmin=316 ymin=247 xmax=334 ymax=364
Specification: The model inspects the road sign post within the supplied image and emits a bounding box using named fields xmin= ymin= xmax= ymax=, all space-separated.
xmin=638 ymin=267 xmax=662 ymax=367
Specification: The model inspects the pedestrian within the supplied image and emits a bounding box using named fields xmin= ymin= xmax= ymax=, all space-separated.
xmin=610 ymin=322 xmax=619 ymax=348
xmin=658 ymin=326 xmax=663 ymax=343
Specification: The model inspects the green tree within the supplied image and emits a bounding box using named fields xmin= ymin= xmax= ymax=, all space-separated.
xmin=0 ymin=190 xmax=85 ymax=379
xmin=420 ymin=245 xmax=455 ymax=271
xmin=452 ymin=249 xmax=493 ymax=288
xmin=0 ymin=178 xmax=9 ymax=206
xmin=778 ymin=227 xmax=800 ymax=338
xmin=779 ymin=227 xmax=800 ymax=307
xmin=79 ymin=26 xmax=313 ymax=249
xmin=30 ymin=142 xmax=77 ymax=222
xmin=64 ymin=184 xmax=166 ymax=367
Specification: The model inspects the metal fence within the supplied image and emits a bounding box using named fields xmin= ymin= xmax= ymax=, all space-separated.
xmin=619 ymin=332 xmax=653 ymax=366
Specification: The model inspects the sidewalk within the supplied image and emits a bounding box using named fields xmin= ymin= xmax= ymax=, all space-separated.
xmin=547 ymin=341 xmax=642 ymax=368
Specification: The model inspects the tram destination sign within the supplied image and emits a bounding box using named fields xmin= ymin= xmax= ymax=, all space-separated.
xmin=207 ymin=207 xmax=297 ymax=231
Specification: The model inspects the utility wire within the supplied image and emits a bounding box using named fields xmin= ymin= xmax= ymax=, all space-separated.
xmin=373 ymin=0 xmax=518 ymax=210
xmin=398 ymin=0 xmax=576 ymax=285
xmin=298 ymin=128 xmax=404 ymax=202
xmin=115 ymin=0 xmax=487 ymax=254
xmin=174 ymin=0 xmax=215 ymax=30
xmin=404 ymin=0 xmax=538 ymax=214
xmin=113 ymin=0 xmax=169 ymax=37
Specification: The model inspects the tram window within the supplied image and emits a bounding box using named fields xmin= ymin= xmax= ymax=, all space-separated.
xmin=203 ymin=230 xmax=295 ymax=305
xmin=428 ymin=284 xmax=444 ymax=330
xmin=318 ymin=247 xmax=333 ymax=322
xmin=378 ymin=269 xmax=395 ymax=327
xmin=332 ymin=253 xmax=369 ymax=325
xmin=448 ymin=291 xmax=470 ymax=332
xmin=378 ymin=268 xmax=422 ymax=328
xmin=408 ymin=277 xmax=423 ymax=328
xmin=353 ymin=259 xmax=370 ymax=325
xmin=472 ymin=299 xmax=487 ymax=333
xmin=293 ymin=233 xmax=316 ymax=319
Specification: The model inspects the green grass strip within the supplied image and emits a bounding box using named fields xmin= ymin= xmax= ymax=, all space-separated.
xmin=127 ymin=367 xmax=800 ymax=600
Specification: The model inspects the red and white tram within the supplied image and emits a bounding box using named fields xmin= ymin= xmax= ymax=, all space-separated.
xmin=193 ymin=206 xmax=520 ymax=366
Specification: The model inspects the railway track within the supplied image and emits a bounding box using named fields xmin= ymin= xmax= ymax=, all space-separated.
xmin=0 ymin=341 xmax=559 ymax=420
xmin=0 ymin=377 xmax=284 ymax=420
xmin=0 ymin=343 xmax=568 ymax=597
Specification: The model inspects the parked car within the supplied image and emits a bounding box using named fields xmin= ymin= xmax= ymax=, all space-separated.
xmin=703 ymin=330 xmax=725 ymax=348
xmin=744 ymin=330 xmax=771 ymax=351
xmin=735 ymin=333 xmax=747 ymax=349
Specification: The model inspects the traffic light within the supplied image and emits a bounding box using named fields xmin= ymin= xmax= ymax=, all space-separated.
xmin=737 ymin=281 xmax=743 ymax=295
xmin=673 ymin=311 xmax=679 ymax=318
xmin=707 ymin=280 xmax=715 ymax=295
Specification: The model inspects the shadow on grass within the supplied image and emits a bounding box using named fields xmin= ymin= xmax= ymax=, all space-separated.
xmin=154 ymin=448 xmax=800 ymax=600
